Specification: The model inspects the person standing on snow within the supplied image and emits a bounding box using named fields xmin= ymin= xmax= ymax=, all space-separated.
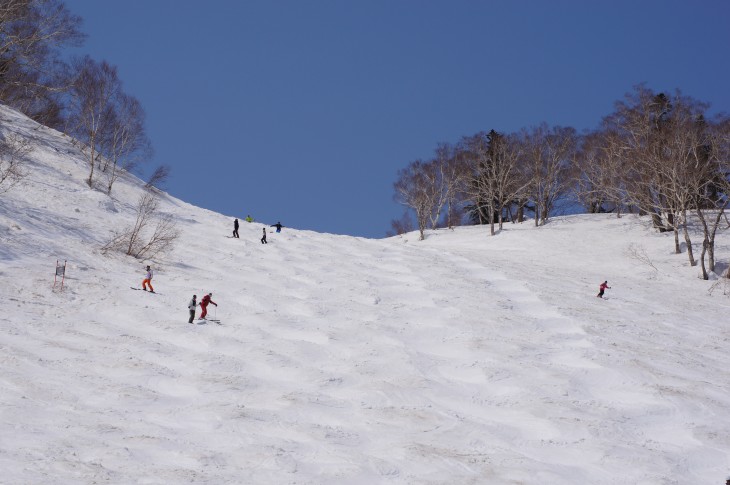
xmin=142 ymin=265 xmax=154 ymax=292
xmin=271 ymin=221 xmax=284 ymax=233
xmin=261 ymin=227 xmax=267 ymax=244
xmin=233 ymin=218 xmax=240 ymax=238
xmin=597 ymin=280 xmax=611 ymax=298
xmin=188 ymin=294 xmax=197 ymax=324
xmin=199 ymin=292 xmax=217 ymax=320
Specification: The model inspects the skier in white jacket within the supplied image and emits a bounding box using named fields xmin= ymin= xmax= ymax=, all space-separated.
xmin=188 ymin=295 xmax=197 ymax=324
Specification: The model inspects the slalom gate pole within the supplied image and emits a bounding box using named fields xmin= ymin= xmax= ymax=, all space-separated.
xmin=53 ymin=260 xmax=67 ymax=290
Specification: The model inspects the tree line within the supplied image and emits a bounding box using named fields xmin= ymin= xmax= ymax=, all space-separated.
xmin=392 ymin=85 xmax=730 ymax=280
xmin=0 ymin=0 xmax=160 ymax=194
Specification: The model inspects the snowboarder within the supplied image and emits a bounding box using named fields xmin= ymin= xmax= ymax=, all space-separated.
xmin=233 ymin=218 xmax=240 ymax=238
xmin=199 ymin=292 xmax=217 ymax=320
xmin=597 ymin=280 xmax=611 ymax=298
xmin=188 ymin=294 xmax=197 ymax=324
xmin=245 ymin=214 xmax=254 ymax=223
xmin=271 ymin=221 xmax=284 ymax=233
xmin=261 ymin=227 xmax=267 ymax=244
xmin=142 ymin=265 xmax=154 ymax=292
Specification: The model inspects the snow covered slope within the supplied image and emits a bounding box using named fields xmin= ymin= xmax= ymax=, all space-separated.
xmin=1 ymin=105 xmax=729 ymax=484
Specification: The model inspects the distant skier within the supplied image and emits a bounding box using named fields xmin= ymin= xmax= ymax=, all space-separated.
xmin=261 ymin=227 xmax=267 ymax=244
xmin=271 ymin=221 xmax=284 ymax=233
xmin=233 ymin=218 xmax=240 ymax=238
xmin=245 ymin=214 xmax=254 ymax=223
xmin=188 ymin=294 xmax=197 ymax=324
xmin=142 ymin=265 xmax=154 ymax=293
xmin=199 ymin=292 xmax=217 ymax=320
xmin=597 ymin=280 xmax=611 ymax=298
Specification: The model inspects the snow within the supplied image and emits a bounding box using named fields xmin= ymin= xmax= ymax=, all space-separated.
xmin=1 ymin=104 xmax=730 ymax=484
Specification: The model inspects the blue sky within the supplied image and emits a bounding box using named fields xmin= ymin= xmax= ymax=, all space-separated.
xmin=64 ymin=0 xmax=730 ymax=238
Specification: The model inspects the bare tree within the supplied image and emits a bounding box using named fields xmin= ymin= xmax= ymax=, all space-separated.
xmin=102 ymin=192 xmax=179 ymax=259
xmin=603 ymin=85 xmax=675 ymax=232
xmin=461 ymin=130 xmax=527 ymax=235
xmin=0 ymin=0 xmax=84 ymax=126
xmin=626 ymin=243 xmax=658 ymax=273
xmin=145 ymin=164 xmax=171 ymax=191
xmin=386 ymin=211 xmax=414 ymax=236
xmin=394 ymin=160 xmax=437 ymax=240
xmin=522 ymin=124 xmax=577 ymax=226
xmin=435 ymin=143 xmax=470 ymax=229
xmin=65 ymin=56 xmax=121 ymax=187
xmin=101 ymin=93 xmax=152 ymax=194
xmin=693 ymin=115 xmax=730 ymax=279
xmin=0 ymin=130 xmax=32 ymax=192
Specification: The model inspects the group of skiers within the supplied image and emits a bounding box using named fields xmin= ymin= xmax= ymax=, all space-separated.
xmin=140 ymin=219 xmax=612 ymax=324
xmin=259 ymin=221 xmax=283 ymax=244
xmin=137 ymin=218 xmax=287 ymax=324
xmin=232 ymin=216 xmax=283 ymax=244
xmin=187 ymin=293 xmax=217 ymax=323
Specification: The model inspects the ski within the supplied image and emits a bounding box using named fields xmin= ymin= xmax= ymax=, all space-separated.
xmin=130 ymin=287 xmax=160 ymax=294
xmin=196 ymin=318 xmax=222 ymax=325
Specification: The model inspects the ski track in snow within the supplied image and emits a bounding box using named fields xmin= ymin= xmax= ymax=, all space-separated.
xmin=1 ymin=105 xmax=730 ymax=484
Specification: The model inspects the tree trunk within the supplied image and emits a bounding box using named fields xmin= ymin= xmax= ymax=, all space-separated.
xmin=87 ymin=133 xmax=96 ymax=187
xmin=708 ymin=205 xmax=729 ymax=272
xmin=674 ymin=213 xmax=682 ymax=254
xmin=699 ymin=237 xmax=708 ymax=280
xmin=651 ymin=211 xmax=666 ymax=232
xmin=516 ymin=203 xmax=525 ymax=223
xmin=682 ymin=223 xmax=695 ymax=266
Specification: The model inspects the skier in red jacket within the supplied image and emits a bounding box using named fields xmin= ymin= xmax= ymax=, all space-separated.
xmin=597 ymin=281 xmax=611 ymax=298
xmin=199 ymin=292 xmax=217 ymax=319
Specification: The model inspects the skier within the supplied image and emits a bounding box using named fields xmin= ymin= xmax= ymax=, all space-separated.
xmin=142 ymin=265 xmax=154 ymax=292
xmin=597 ymin=280 xmax=611 ymax=298
xmin=233 ymin=218 xmax=240 ymax=238
xmin=188 ymin=294 xmax=197 ymax=324
xmin=271 ymin=221 xmax=284 ymax=233
xmin=245 ymin=214 xmax=254 ymax=223
xmin=261 ymin=227 xmax=267 ymax=244
xmin=199 ymin=292 xmax=217 ymax=320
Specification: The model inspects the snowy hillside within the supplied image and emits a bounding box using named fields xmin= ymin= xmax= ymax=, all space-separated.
xmin=1 ymin=104 xmax=729 ymax=484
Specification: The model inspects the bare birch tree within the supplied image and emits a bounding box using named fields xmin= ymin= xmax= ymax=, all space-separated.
xmin=394 ymin=160 xmax=437 ymax=240
xmin=101 ymin=93 xmax=152 ymax=194
xmin=522 ymin=124 xmax=577 ymax=226
xmin=65 ymin=56 xmax=121 ymax=187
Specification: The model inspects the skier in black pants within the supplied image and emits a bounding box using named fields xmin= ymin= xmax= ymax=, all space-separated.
xmin=188 ymin=294 xmax=197 ymax=323
xmin=261 ymin=227 xmax=267 ymax=244
xmin=233 ymin=218 xmax=239 ymax=238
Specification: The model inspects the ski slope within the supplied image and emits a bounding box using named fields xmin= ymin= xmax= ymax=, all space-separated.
xmin=1 ymin=105 xmax=729 ymax=484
